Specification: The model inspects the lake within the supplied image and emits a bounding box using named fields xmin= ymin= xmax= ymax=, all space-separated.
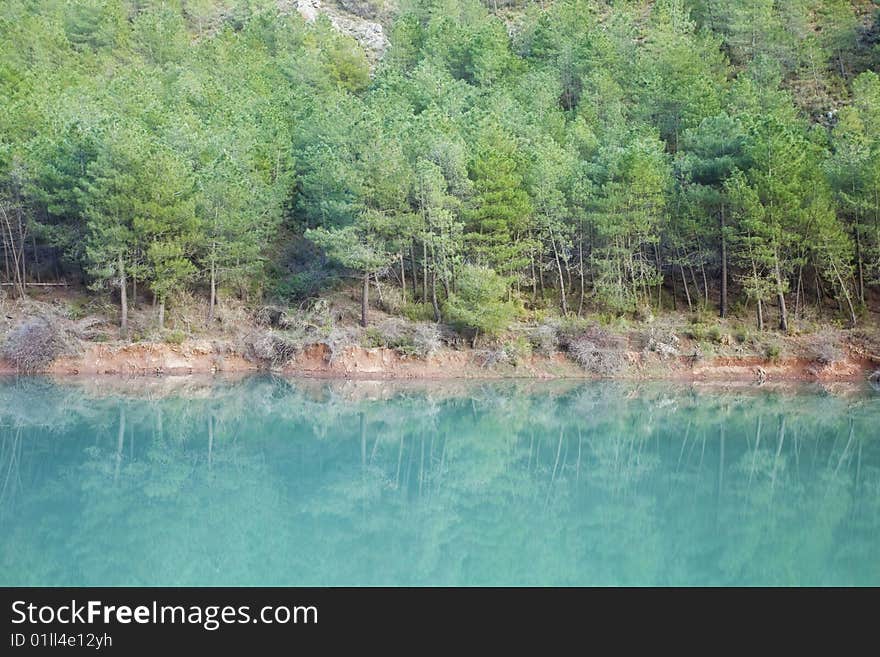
xmin=1 ymin=376 xmax=878 ymax=586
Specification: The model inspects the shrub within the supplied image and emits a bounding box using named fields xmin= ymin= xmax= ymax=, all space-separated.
xmin=808 ymin=335 xmax=843 ymax=365
xmin=244 ymin=330 xmax=299 ymax=368
xmin=1 ymin=319 xmax=64 ymax=372
xmin=362 ymin=320 xmax=442 ymax=359
xmin=378 ymin=286 xmax=406 ymax=315
xmin=255 ymin=305 xmax=292 ymax=329
xmin=595 ymin=312 xmax=630 ymax=331
xmin=556 ymin=316 xmax=592 ymax=343
xmin=528 ymin=321 xmax=560 ymax=356
xmin=765 ymin=344 xmax=782 ymax=362
xmin=475 ymin=347 xmax=512 ymax=368
xmin=684 ymin=323 xmax=724 ymax=344
xmin=567 ymin=337 xmax=627 ymax=376
xmin=411 ymin=322 xmax=441 ymax=358
xmin=401 ymin=302 xmax=435 ymax=322
xmin=644 ymin=328 xmax=680 ymax=359
xmin=473 ymin=336 xmax=534 ymax=368
xmin=689 ymin=310 xmax=713 ymax=325
xmin=685 ymin=324 xmax=706 ymax=341
xmin=163 ymin=329 xmax=186 ymax=345
xmin=323 ymin=326 xmax=360 ymax=362
xmin=67 ymin=297 xmax=91 ymax=321
xmin=503 ymin=336 xmax=532 ymax=365
xmin=634 ymin=304 xmax=654 ymax=323
xmin=362 ymin=326 xmax=387 ymax=348
xmin=557 ymin=323 xmax=628 ymax=375
xmin=734 ymin=325 xmax=751 ymax=344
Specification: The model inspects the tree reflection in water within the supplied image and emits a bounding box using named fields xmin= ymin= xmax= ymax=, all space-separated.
xmin=0 ymin=376 xmax=878 ymax=586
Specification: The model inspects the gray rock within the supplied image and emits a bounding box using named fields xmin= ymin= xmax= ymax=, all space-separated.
xmin=292 ymin=0 xmax=389 ymax=61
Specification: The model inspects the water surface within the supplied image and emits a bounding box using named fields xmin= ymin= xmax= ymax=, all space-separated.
xmin=1 ymin=376 xmax=878 ymax=586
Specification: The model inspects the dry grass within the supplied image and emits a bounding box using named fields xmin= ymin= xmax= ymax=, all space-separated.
xmin=2 ymin=318 xmax=63 ymax=372
xmin=241 ymin=329 xmax=299 ymax=368
xmin=527 ymin=320 xmax=560 ymax=356
xmin=0 ymin=298 xmax=105 ymax=372
xmin=806 ymin=331 xmax=845 ymax=365
xmin=560 ymin=325 xmax=628 ymax=375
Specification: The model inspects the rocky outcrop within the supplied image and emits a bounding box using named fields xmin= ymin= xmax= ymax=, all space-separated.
xmin=289 ymin=0 xmax=389 ymax=62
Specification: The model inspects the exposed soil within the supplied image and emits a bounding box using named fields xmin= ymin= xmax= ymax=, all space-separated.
xmin=284 ymin=343 xmax=583 ymax=379
xmin=1 ymin=290 xmax=878 ymax=381
xmin=1 ymin=339 xmax=876 ymax=382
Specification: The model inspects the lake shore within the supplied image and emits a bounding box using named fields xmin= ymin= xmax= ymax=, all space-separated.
xmin=2 ymin=338 xmax=877 ymax=383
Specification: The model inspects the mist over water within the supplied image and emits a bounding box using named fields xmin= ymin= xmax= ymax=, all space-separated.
xmin=1 ymin=376 xmax=878 ymax=586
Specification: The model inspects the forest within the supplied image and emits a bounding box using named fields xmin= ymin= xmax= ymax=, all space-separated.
xmin=2 ymin=0 xmax=880 ymax=346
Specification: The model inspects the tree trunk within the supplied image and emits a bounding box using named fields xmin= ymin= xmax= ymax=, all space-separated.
xmin=830 ymin=259 xmax=857 ymax=328
xmin=399 ymin=251 xmax=407 ymax=302
xmin=720 ymin=205 xmax=728 ymax=318
xmin=689 ymin=265 xmax=701 ymax=308
xmin=3 ymin=229 xmax=10 ymax=288
xmin=550 ymin=232 xmax=568 ymax=315
xmin=565 ymin=254 xmax=573 ymax=294
xmin=1 ymin=205 xmax=25 ymax=299
xmin=208 ymin=254 xmax=216 ymax=324
xmin=429 ymin=245 xmax=441 ymax=322
xmin=578 ymin=236 xmax=585 ymax=317
xmin=17 ymin=209 xmax=25 ymax=288
xmin=422 ymin=241 xmax=428 ymax=303
xmin=756 ymin=298 xmax=764 ymax=332
xmin=530 ymin=251 xmax=538 ymax=303
xmin=31 ymin=233 xmax=39 ymax=283
xmin=373 ymin=272 xmax=384 ymax=306
xmin=680 ymin=263 xmax=692 ymax=312
xmin=410 ymin=242 xmax=418 ymax=301
xmin=653 ymin=242 xmax=663 ymax=310
xmin=855 ymin=226 xmax=865 ymax=305
xmin=361 ymin=271 xmax=369 ymax=328
xmin=670 ymin=262 xmax=678 ymax=311
xmin=158 ymin=298 xmax=165 ymax=330
xmin=118 ymin=254 xmax=128 ymax=337
xmin=774 ymin=259 xmax=788 ymax=332
xmin=701 ymin=263 xmax=709 ymax=306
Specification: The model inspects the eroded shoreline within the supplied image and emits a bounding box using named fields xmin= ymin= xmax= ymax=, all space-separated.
xmin=1 ymin=339 xmax=877 ymax=383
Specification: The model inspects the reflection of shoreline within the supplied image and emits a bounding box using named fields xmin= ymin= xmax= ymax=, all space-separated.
xmin=0 ymin=373 xmax=875 ymax=405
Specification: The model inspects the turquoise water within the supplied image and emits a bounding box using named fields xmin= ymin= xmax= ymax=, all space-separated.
xmin=1 ymin=376 xmax=878 ymax=586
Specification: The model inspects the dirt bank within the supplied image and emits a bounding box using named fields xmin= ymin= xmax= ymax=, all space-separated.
xmin=1 ymin=339 xmax=877 ymax=382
